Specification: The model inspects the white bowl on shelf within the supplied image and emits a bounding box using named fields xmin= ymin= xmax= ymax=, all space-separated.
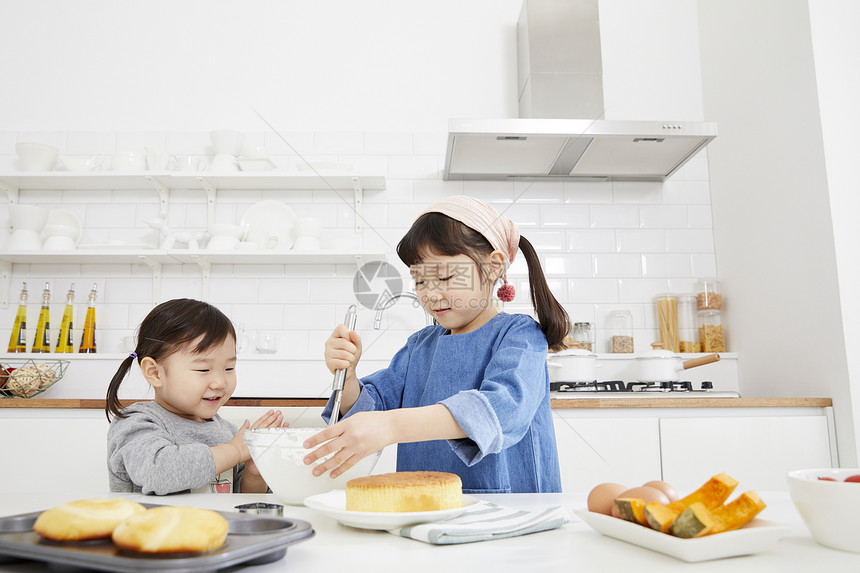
xmin=209 ymin=130 xmax=246 ymax=156
xmin=15 ymin=142 xmax=59 ymax=171
xmin=58 ymin=155 xmax=103 ymax=171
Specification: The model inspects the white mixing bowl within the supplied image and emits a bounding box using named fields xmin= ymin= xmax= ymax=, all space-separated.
xmin=16 ymin=142 xmax=59 ymax=171
xmin=245 ymin=427 xmax=381 ymax=505
xmin=788 ymin=468 xmax=860 ymax=553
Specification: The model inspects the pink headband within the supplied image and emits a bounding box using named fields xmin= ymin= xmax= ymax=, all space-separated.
xmin=421 ymin=196 xmax=520 ymax=266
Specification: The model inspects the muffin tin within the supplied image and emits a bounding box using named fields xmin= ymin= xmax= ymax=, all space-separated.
xmin=0 ymin=503 xmax=314 ymax=571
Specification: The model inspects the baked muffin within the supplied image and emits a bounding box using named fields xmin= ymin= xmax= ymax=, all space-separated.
xmin=346 ymin=471 xmax=462 ymax=512
xmin=33 ymin=498 xmax=147 ymax=542
xmin=112 ymin=506 xmax=228 ymax=554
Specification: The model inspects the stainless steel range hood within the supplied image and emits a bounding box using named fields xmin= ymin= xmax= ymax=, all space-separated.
xmin=443 ymin=0 xmax=717 ymax=182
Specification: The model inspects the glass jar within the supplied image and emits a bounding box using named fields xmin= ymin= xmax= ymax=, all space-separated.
xmin=654 ymin=294 xmax=679 ymax=353
xmin=608 ymin=310 xmax=634 ymax=353
xmin=698 ymin=309 xmax=725 ymax=352
xmin=695 ymin=278 xmax=723 ymax=311
xmin=571 ymin=322 xmax=594 ymax=352
xmin=677 ymin=294 xmax=700 ymax=353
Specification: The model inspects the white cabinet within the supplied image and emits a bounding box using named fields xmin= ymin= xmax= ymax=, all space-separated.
xmin=660 ymin=416 xmax=833 ymax=493
xmin=552 ymin=412 xmax=661 ymax=492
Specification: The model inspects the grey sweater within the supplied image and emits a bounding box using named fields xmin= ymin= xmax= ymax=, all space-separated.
xmin=107 ymin=401 xmax=244 ymax=495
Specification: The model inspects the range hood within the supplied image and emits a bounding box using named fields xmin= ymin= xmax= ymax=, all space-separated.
xmin=443 ymin=0 xmax=717 ymax=182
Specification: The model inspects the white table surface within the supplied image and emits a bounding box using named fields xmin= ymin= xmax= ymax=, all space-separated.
xmin=1 ymin=490 xmax=860 ymax=572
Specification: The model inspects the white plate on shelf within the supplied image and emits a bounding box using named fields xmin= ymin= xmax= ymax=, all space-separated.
xmin=304 ymin=490 xmax=479 ymax=530
xmin=573 ymin=508 xmax=791 ymax=562
xmin=240 ymin=200 xmax=297 ymax=250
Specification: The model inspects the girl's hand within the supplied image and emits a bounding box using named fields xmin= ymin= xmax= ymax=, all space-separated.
xmin=250 ymin=409 xmax=287 ymax=430
xmin=227 ymin=420 xmax=252 ymax=464
xmin=324 ymin=325 xmax=362 ymax=375
xmin=301 ymin=411 xmax=394 ymax=478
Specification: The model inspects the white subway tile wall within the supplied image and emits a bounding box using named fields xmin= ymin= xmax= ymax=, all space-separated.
xmin=1 ymin=131 xmax=714 ymax=357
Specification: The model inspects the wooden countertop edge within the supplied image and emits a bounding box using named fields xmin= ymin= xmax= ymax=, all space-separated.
xmin=0 ymin=397 xmax=833 ymax=409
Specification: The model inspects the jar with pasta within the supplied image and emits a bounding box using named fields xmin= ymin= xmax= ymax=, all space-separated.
xmin=698 ymin=309 xmax=725 ymax=352
xmin=655 ymin=294 xmax=679 ymax=353
xmin=695 ymin=278 xmax=722 ymax=310
xmin=677 ymin=294 xmax=700 ymax=353
xmin=608 ymin=310 xmax=634 ymax=353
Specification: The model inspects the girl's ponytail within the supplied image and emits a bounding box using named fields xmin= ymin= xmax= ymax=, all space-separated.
xmin=105 ymin=355 xmax=137 ymax=421
xmin=519 ymin=236 xmax=570 ymax=351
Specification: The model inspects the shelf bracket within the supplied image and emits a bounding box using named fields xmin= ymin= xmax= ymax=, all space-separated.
xmin=197 ymin=177 xmax=217 ymax=230
xmin=144 ymin=175 xmax=169 ymax=218
xmin=139 ymin=256 xmax=162 ymax=306
xmin=190 ymin=254 xmax=212 ymax=301
xmin=0 ymin=181 xmax=19 ymax=205
xmin=352 ymin=177 xmax=363 ymax=234
xmin=0 ymin=261 xmax=11 ymax=309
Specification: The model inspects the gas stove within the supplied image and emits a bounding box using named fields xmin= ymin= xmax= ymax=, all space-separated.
xmin=550 ymin=380 xmax=740 ymax=398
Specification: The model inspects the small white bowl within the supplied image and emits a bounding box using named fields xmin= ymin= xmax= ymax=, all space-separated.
xmin=788 ymin=468 xmax=860 ymax=552
xmin=16 ymin=142 xmax=59 ymax=171
xmin=210 ymin=130 xmax=246 ymax=156
xmin=58 ymin=155 xmax=103 ymax=171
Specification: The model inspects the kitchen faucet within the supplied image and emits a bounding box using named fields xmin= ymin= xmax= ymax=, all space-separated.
xmin=373 ymin=292 xmax=435 ymax=330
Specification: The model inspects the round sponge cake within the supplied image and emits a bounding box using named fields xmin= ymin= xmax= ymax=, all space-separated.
xmin=346 ymin=471 xmax=462 ymax=512
xmin=33 ymin=498 xmax=147 ymax=542
xmin=112 ymin=506 xmax=228 ymax=554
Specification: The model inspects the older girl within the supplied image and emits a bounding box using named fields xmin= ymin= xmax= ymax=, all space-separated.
xmin=305 ymin=196 xmax=569 ymax=493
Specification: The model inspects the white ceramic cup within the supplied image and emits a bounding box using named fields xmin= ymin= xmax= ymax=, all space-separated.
xmin=42 ymin=235 xmax=76 ymax=250
xmin=111 ymin=151 xmax=146 ymax=171
xmin=173 ymin=155 xmax=203 ymax=172
xmin=207 ymin=235 xmax=239 ymax=250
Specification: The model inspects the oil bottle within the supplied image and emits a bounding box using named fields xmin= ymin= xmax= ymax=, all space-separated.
xmin=55 ymin=283 xmax=75 ymax=353
xmin=31 ymin=282 xmax=52 ymax=353
xmin=7 ymin=283 xmax=28 ymax=353
xmin=79 ymin=283 xmax=98 ymax=354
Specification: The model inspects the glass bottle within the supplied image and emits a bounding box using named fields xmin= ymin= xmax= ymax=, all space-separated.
xmin=55 ymin=283 xmax=75 ymax=353
xmin=7 ymin=283 xmax=28 ymax=353
xmin=608 ymin=310 xmax=634 ymax=353
xmin=31 ymin=282 xmax=52 ymax=353
xmin=678 ymin=294 xmax=700 ymax=353
xmin=79 ymin=283 xmax=98 ymax=354
xmin=655 ymin=293 xmax=679 ymax=353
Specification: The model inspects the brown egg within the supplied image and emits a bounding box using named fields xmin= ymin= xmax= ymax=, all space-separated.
xmin=643 ymin=480 xmax=680 ymax=502
xmin=610 ymin=486 xmax=670 ymax=517
xmin=587 ymin=483 xmax=628 ymax=515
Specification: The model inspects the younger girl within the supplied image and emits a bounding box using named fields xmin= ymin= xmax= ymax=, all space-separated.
xmin=106 ymin=298 xmax=285 ymax=495
xmin=304 ymin=195 xmax=570 ymax=493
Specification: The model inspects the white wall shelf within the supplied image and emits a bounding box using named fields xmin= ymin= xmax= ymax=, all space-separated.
xmin=0 ymin=172 xmax=385 ymax=232
xmin=0 ymin=171 xmax=388 ymax=307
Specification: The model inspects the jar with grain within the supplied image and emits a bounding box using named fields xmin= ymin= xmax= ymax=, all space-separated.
xmin=608 ymin=310 xmax=634 ymax=353
xmin=677 ymin=294 xmax=700 ymax=353
xmin=698 ymin=309 xmax=725 ymax=352
xmin=695 ymin=278 xmax=722 ymax=310
xmin=655 ymin=294 xmax=679 ymax=353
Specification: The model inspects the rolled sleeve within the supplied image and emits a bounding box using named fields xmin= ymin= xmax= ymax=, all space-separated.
xmin=441 ymin=390 xmax=504 ymax=466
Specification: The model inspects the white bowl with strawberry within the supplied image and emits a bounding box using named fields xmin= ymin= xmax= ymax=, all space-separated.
xmin=788 ymin=468 xmax=860 ymax=553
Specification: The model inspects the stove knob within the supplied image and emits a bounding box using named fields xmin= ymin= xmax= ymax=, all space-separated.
xmin=660 ymin=381 xmax=673 ymax=390
xmin=701 ymin=381 xmax=713 ymax=390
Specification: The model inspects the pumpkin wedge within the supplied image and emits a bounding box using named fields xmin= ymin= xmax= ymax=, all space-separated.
xmin=705 ymin=490 xmax=766 ymax=535
xmin=643 ymin=473 xmax=738 ymax=533
xmin=669 ymin=502 xmax=715 ymax=538
xmin=614 ymin=498 xmax=647 ymax=525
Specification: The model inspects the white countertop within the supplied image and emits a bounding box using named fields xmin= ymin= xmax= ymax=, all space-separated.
xmin=1 ymin=490 xmax=860 ymax=572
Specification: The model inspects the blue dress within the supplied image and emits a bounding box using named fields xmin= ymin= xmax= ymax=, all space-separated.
xmin=322 ymin=312 xmax=562 ymax=494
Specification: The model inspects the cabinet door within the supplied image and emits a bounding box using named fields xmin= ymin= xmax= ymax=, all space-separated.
xmin=660 ymin=416 xmax=832 ymax=493
xmin=552 ymin=414 xmax=661 ymax=492
xmin=0 ymin=417 xmax=109 ymax=493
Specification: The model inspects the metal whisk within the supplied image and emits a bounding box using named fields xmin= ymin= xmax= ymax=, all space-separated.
xmin=329 ymin=304 xmax=358 ymax=426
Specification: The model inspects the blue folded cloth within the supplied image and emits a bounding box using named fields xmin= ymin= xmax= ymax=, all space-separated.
xmin=390 ymin=502 xmax=569 ymax=545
